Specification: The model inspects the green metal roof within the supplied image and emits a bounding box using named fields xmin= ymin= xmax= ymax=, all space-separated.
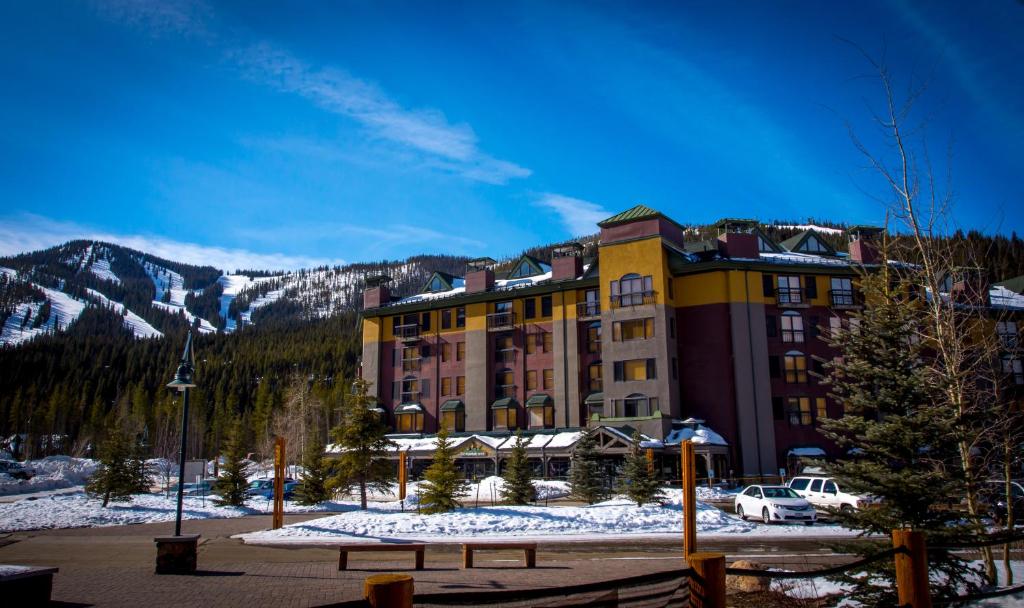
xmin=525 ymin=394 xmax=552 ymax=407
xmin=598 ymin=204 xmax=684 ymax=230
xmin=996 ymin=274 xmax=1024 ymax=295
xmin=584 ymin=392 xmax=604 ymax=405
xmin=491 ymin=397 xmax=518 ymax=409
xmin=440 ymin=399 xmax=464 ymax=412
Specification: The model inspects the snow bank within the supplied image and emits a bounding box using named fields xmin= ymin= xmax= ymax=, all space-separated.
xmin=0 ymin=456 xmax=98 ymax=497
xmin=0 ymin=490 xmax=354 ymax=532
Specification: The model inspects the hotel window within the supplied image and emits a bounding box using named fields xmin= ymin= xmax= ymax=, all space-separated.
xmin=456 ymin=307 xmax=466 ymax=328
xmin=1002 ymin=355 xmax=1024 ymax=385
xmin=669 ymin=317 xmax=676 ymax=339
xmin=784 ymin=352 xmax=808 ymax=383
xmin=780 ymin=312 xmax=804 ymax=343
xmin=399 ymin=376 xmax=419 ymax=402
xmin=623 ymin=393 xmax=656 ymax=417
xmin=815 ymin=397 xmax=828 ymax=422
xmin=420 ymin=311 xmax=431 ymax=331
xmin=786 ymin=397 xmax=812 ymax=426
xmin=441 ymin=408 xmax=465 ymax=433
xmin=456 ymin=375 xmax=465 ymax=395
xmin=495 ymin=334 xmax=515 ymax=363
xmin=441 ymin=342 xmax=451 ymax=362
xmin=613 ymin=318 xmax=654 ymax=341
xmin=526 ymin=370 xmax=538 ymax=391
xmin=542 ymin=331 xmax=553 ymax=353
xmin=493 ymin=405 xmax=517 ymax=430
xmin=543 ymin=369 xmax=554 ymax=390
xmin=402 ymin=346 xmax=420 ymax=372
xmin=495 ymin=369 xmax=515 ymax=399
xmin=396 ymin=409 xmax=424 ymax=433
xmin=587 ymin=322 xmax=601 ymax=353
xmin=524 ymin=298 xmax=536 ymax=320
xmin=581 ymin=288 xmax=600 ymax=316
xmin=997 ymin=321 xmax=1019 ymax=349
xmin=777 ymin=275 xmax=802 ymax=304
xmin=541 ymin=295 xmax=552 ymax=317
xmin=526 ymin=333 xmax=537 ymax=354
xmin=614 ymin=358 xmax=656 ymax=381
xmin=495 ymin=300 xmax=512 ymax=314
xmin=529 ymin=402 xmax=554 ymax=429
xmin=804 ymin=276 xmax=818 ymax=299
xmin=441 ymin=309 xmax=452 ymax=329
xmin=441 ymin=377 xmax=452 ymax=397
xmin=610 ymin=273 xmax=653 ymax=307
xmin=456 ymin=341 xmax=465 ymax=361
xmin=831 ymin=277 xmax=855 ymax=306
xmin=588 ymin=362 xmax=603 ymax=392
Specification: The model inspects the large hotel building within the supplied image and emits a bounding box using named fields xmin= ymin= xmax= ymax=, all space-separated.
xmin=356 ymin=205 xmax=1023 ymax=479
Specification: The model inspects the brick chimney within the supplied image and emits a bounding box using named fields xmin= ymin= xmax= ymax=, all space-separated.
xmin=848 ymin=226 xmax=883 ymax=265
xmin=714 ymin=219 xmax=759 ymax=259
xmin=552 ymin=243 xmax=584 ymax=281
xmin=465 ymin=257 xmax=495 ymax=294
xmin=362 ymin=275 xmax=391 ymax=309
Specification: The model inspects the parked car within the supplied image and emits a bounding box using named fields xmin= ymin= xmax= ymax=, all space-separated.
xmin=246 ymin=478 xmax=297 ymax=499
xmin=788 ymin=476 xmax=868 ymax=514
xmin=735 ymin=485 xmax=816 ymax=525
xmin=181 ymin=480 xmax=215 ymax=496
xmin=977 ymin=480 xmax=1024 ymax=525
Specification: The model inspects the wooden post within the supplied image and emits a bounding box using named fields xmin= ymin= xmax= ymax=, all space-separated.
xmin=681 ymin=440 xmax=696 ymax=559
xmin=645 ymin=447 xmax=655 ymax=474
xmin=398 ymin=451 xmax=407 ymax=501
xmin=364 ymin=573 xmax=413 ymax=608
xmin=893 ymin=529 xmax=932 ymax=608
xmin=272 ymin=437 xmax=285 ymax=530
xmin=688 ymin=552 xmax=725 ymax=608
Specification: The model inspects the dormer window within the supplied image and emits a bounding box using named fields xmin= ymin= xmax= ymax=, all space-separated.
xmin=758 ymin=236 xmax=773 ymax=252
xmin=508 ymin=256 xmax=546 ymax=279
xmin=429 ymin=276 xmax=446 ymax=292
xmin=800 ymin=235 xmax=828 ymax=253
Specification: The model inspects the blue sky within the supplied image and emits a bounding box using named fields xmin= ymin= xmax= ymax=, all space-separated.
xmin=1 ymin=1 xmax=1021 ymax=270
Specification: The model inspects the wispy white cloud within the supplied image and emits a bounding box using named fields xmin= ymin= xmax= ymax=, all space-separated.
xmin=233 ymin=221 xmax=486 ymax=254
xmin=0 ymin=213 xmax=344 ymax=271
xmin=231 ymin=43 xmax=531 ymax=185
xmin=88 ymin=0 xmax=213 ymax=40
xmin=534 ymin=193 xmax=609 ymax=236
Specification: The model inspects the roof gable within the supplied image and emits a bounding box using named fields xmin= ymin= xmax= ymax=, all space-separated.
xmin=780 ymin=230 xmax=836 ymax=256
xmin=421 ymin=271 xmax=461 ymax=293
xmin=506 ymin=255 xmax=547 ymax=279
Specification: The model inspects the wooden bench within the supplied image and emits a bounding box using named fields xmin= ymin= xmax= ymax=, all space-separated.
xmin=461 ymin=542 xmax=537 ymax=568
xmin=0 ymin=565 xmax=59 ymax=604
xmin=337 ymin=544 xmax=426 ymax=571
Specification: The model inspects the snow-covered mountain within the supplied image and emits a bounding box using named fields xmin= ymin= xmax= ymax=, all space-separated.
xmin=0 ymin=240 xmax=465 ymax=346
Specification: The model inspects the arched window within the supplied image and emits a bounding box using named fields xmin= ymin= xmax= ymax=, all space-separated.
xmin=780 ymin=311 xmax=804 ymax=343
xmin=783 ymin=351 xmax=807 ymax=383
xmin=610 ymin=273 xmax=653 ymax=307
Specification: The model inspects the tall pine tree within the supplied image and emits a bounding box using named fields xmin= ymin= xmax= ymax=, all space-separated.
xmin=418 ymin=427 xmax=467 ymax=514
xmin=328 ymin=378 xmax=393 ymax=510
xmin=86 ymin=421 xmax=150 ymax=507
xmin=502 ymin=431 xmax=535 ymax=505
xmin=295 ymin=426 xmax=331 ymax=505
xmin=569 ymin=429 xmax=608 ymax=505
xmin=619 ymin=431 xmax=663 ymax=507
xmin=214 ymin=419 xmax=249 ymax=507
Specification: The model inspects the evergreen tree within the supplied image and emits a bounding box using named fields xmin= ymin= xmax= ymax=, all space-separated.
xmin=328 ymin=378 xmax=394 ymax=510
xmin=569 ymin=429 xmax=608 ymax=504
xmin=214 ymin=419 xmax=249 ymax=507
xmin=295 ymin=427 xmax=331 ymax=505
xmin=418 ymin=427 xmax=467 ymax=514
xmin=86 ymin=422 xmax=150 ymax=507
xmin=619 ymin=431 xmax=664 ymax=507
xmin=502 ymin=431 xmax=535 ymax=505
xmin=819 ymin=270 xmax=980 ymax=605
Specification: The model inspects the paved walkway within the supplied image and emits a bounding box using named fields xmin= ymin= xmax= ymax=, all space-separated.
xmin=0 ymin=514 xmax=859 ymax=607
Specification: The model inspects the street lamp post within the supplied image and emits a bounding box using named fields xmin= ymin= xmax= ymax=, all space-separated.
xmin=155 ymin=332 xmax=199 ymax=575
xmin=167 ymin=331 xmax=197 ymax=536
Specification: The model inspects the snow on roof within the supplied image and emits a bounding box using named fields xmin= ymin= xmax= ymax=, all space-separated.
xmin=775 ymin=224 xmax=845 ymax=235
xmin=758 ymin=252 xmax=852 ymax=268
xmin=788 ymin=447 xmax=827 ymax=457
xmin=990 ymin=285 xmax=1024 ymax=310
xmin=545 ymin=431 xmax=584 ymax=449
xmin=658 ymin=424 xmax=728 ymax=447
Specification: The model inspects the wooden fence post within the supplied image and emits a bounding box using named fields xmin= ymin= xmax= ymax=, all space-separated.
xmin=682 ymin=440 xmax=696 ymax=559
xmin=365 ymin=574 xmax=413 ymax=608
xmin=688 ymin=552 xmax=725 ymax=608
xmin=272 ymin=437 xmax=285 ymax=530
xmin=893 ymin=529 xmax=932 ymax=608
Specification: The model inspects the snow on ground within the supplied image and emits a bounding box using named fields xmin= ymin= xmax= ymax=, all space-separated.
xmin=88 ymin=256 xmax=121 ymax=285
xmin=0 ymin=280 xmax=87 ymax=345
xmin=218 ymin=274 xmax=283 ymax=331
xmin=238 ymin=488 xmax=857 ymax=545
xmin=85 ymin=289 xmax=163 ymax=339
xmin=696 ymin=485 xmax=740 ymax=501
xmin=0 ymin=456 xmax=98 ymax=497
xmin=152 ymin=300 xmax=217 ymax=333
xmin=143 ymin=262 xmax=217 ymax=333
xmin=0 ymin=490 xmax=353 ymax=532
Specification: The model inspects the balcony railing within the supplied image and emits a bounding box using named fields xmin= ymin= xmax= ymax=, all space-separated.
xmin=829 ymin=289 xmax=861 ymax=308
xmin=487 ymin=311 xmax=517 ymax=330
xmin=401 ymin=357 xmax=421 ymax=372
xmin=399 ymin=390 xmax=420 ymax=402
xmin=577 ymin=301 xmax=601 ymax=319
xmin=775 ymin=288 xmax=805 ymax=306
xmin=495 ymin=349 xmax=517 ymax=364
xmin=395 ymin=323 xmax=421 ymax=341
xmin=609 ymin=291 xmax=656 ymax=309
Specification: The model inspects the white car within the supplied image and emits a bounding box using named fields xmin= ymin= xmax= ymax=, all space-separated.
xmin=735 ymin=485 xmax=817 ymax=525
xmin=788 ymin=476 xmax=868 ymax=514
